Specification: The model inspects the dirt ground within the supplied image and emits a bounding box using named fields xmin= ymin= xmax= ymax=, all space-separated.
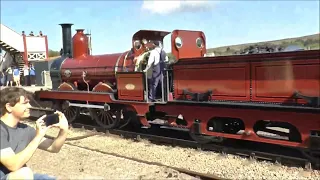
xmin=22 ymin=120 xmax=319 ymax=180
xmin=27 ymin=144 xmax=198 ymax=180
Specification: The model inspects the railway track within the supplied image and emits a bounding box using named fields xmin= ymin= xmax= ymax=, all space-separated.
xmin=38 ymin=117 xmax=318 ymax=172
xmin=66 ymin=142 xmax=223 ymax=180
xmin=70 ymin=123 xmax=318 ymax=169
xmin=27 ymin=107 xmax=319 ymax=172
xmin=40 ymin=125 xmax=224 ymax=180
xmin=27 ymin=94 xmax=319 ymax=173
xmin=27 ymin=107 xmax=319 ymax=178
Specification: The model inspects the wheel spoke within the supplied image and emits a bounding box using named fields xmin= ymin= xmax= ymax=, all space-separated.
xmin=103 ymin=111 xmax=108 ymax=124
xmin=55 ymin=101 xmax=79 ymax=123
xmin=106 ymin=112 xmax=113 ymax=125
xmin=65 ymin=107 xmax=77 ymax=121
xmin=70 ymin=107 xmax=76 ymax=115
xmin=90 ymin=108 xmax=119 ymax=129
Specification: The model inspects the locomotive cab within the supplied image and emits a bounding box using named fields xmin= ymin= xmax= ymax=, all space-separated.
xmin=125 ymin=30 xmax=170 ymax=72
xmin=116 ymin=29 xmax=208 ymax=103
xmin=117 ymin=30 xmax=171 ymax=102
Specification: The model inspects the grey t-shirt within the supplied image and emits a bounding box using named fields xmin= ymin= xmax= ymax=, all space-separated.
xmin=0 ymin=120 xmax=36 ymax=174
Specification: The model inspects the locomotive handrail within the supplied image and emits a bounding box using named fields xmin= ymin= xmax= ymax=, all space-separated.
xmin=144 ymin=70 xmax=149 ymax=103
xmin=143 ymin=69 xmax=169 ymax=103
xmin=161 ymin=73 xmax=164 ymax=102
xmin=62 ymin=65 xmax=137 ymax=70
xmin=166 ymin=70 xmax=170 ymax=101
xmin=41 ymin=71 xmax=45 ymax=86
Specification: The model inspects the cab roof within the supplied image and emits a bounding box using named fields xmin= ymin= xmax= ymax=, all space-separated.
xmin=132 ymin=30 xmax=170 ymax=41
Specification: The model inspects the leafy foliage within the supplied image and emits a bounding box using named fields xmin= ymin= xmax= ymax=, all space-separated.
xmin=208 ymin=33 xmax=319 ymax=56
xmin=48 ymin=33 xmax=319 ymax=58
xmin=48 ymin=49 xmax=60 ymax=57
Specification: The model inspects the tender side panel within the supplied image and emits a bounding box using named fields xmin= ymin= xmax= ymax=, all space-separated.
xmin=252 ymin=59 xmax=320 ymax=104
xmin=116 ymin=72 xmax=145 ymax=101
xmin=174 ymin=63 xmax=250 ymax=101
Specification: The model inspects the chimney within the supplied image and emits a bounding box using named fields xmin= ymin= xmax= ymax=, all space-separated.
xmin=59 ymin=23 xmax=73 ymax=57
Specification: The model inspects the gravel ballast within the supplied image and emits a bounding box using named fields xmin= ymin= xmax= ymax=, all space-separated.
xmin=28 ymin=144 xmax=198 ymax=179
xmin=24 ymin=120 xmax=319 ymax=179
xmin=67 ymin=134 xmax=319 ymax=180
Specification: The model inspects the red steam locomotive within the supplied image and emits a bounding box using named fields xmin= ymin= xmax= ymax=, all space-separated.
xmin=35 ymin=23 xmax=319 ymax=152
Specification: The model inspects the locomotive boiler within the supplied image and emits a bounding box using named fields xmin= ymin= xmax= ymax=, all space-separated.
xmin=50 ymin=23 xmax=174 ymax=93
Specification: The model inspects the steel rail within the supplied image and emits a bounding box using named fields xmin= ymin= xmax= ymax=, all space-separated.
xmin=26 ymin=115 xmax=318 ymax=174
xmin=68 ymin=123 xmax=317 ymax=170
xmin=64 ymin=142 xmax=225 ymax=180
xmin=41 ymin=124 xmax=224 ymax=180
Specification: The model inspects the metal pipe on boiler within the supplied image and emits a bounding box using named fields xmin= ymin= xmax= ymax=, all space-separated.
xmin=85 ymin=32 xmax=92 ymax=55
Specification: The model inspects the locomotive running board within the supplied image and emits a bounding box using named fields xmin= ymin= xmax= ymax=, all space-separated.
xmin=68 ymin=102 xmax=110 ymax=110
xmin=29 ymin=103 xmax=108 ymax=111
xmin=148 ymin=119 xmax=189 ymax=132
xmin=28 ymin=103 xmax=110 ymax=117
xmin=159 ymin=126 xmax=189 ymax=132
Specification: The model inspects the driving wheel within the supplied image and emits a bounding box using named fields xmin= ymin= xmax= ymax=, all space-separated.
xmin=63 ymin=106 xmax=80 ymax=123
xmin=89 ymin=108 xmax=120 ymax=129
xmin=52 ymin=100 xmax=79 ymax=123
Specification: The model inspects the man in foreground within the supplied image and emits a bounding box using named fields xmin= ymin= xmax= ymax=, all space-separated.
xmin=0 ymin=87 xmax=69 ymax=179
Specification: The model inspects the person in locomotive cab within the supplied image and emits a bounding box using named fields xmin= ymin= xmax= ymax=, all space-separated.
xmin=0 ymin=87 xmax=69 ymax=180
xmin=143 ymin=41 xmax=168 ymax=101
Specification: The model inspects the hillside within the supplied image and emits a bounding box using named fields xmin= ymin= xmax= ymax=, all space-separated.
xmin=48 ymin=33 xmax=319 ymax=58
xmin=207 ymin=33 xmax=319 ymax=56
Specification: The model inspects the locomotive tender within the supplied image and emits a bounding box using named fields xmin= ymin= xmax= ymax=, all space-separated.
xmin=35 ymin=23 xmax=319 ymax=152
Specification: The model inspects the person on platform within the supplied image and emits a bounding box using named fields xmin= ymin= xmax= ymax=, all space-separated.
xmin=0 ymin=87 xmax=69 ymax=180
xmin=5 ymin=67 xmax=13 ymax=87
xmin=0 ymin=71 xmax=5 ymax=87
xmin=12 ymin=66 xmax=20 ymax=87
xmin=29 ymin=64 xmax=36 ymax=86
xmin=23 ymin=65 xmax=30 ymax=86
xmin=143 ymin=41 xmax=168 ymax=102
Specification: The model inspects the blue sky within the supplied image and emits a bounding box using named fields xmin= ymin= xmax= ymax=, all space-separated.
xmin=1 ymin=0 xmax=319 ymax=55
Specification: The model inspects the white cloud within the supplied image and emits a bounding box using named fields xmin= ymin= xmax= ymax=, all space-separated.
xmin=141 ymin=0 xmax=216 ymax=15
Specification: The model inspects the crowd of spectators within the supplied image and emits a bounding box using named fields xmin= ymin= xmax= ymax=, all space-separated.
xmin=0 ymin=64 xmax=36 ymax=87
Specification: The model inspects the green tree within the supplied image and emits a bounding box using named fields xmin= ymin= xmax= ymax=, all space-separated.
xmin=167 ymin=53 xmax=177 ymax=62
xmin=48 ymin=49 xmax=60 ymax=57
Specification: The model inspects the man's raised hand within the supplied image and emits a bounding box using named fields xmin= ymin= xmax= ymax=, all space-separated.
xmin=50 ymin=111 xmax=69 ymax=131
xmin=35 ymin=115 xmax=52 ymax=138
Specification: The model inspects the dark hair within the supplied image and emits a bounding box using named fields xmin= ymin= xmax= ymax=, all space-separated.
xmin=153 ymin=41 xmax=160 ymax=46
xmin=0 ymin=87 xmax=33 ymax=115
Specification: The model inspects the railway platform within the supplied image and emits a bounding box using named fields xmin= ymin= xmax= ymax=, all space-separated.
xmin=0 ymin=85 xmax=50 ymax=93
